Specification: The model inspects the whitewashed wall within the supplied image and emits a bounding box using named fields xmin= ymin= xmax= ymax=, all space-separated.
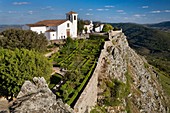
xmin=30 ymin=26 xmax=46 ymax=34
xmin=57 ymin=20 xmax=72 ymax=39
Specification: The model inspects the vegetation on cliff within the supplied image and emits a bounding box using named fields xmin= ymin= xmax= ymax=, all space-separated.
xmin=110 ymin=23 xmax=170 ymax=111
xmin=102 ymin=24 xmax=113 ymax=32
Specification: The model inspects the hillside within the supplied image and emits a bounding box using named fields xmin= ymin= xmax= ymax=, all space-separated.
xmin=109 ymin=23 xmax=170 ymax=110
xmin=110 ymin=23 xmax=170 ymax=75
xmin=0 ymin=25 xmax=22 ymax=32
xmin=146 ymin=21 xmax=170 ymax=29
xmin=5 ymin=32 xmax=169 ymax=113
xmin=92 ymin=32 xmax=169 ymax=113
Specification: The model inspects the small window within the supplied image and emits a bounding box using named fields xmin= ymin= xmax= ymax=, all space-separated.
xmin=69 ymin=15 xmax=71 ymax=20
xmin=40 ymin=31 xmax=42 ymax=34
xmin=74 ymin=15 xmax=76 ymax=20
xmin=61 ymin=36 xmax=63 ymax=39
xmin=64 ymin=36 xmax=65 ymax=39
xmin=53 ymin=34 xmax=54 ymax=36
xmin=67 ymin=23 xmax=69 ymax=27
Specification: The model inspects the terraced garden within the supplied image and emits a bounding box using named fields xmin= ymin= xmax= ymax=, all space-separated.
xmin=49 ymin=35 xmax=108 ymax=107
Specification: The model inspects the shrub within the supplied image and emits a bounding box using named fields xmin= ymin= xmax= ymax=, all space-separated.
xmin=0 ymin=29 xmax=48 ymax=52
xmin=0 ymin=48 xmax=52 ymax=100
xmin=102 ymin=24 xmax=113 ymax=32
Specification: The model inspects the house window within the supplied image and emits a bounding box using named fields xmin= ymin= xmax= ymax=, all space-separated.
xmin=74 ymin=15 xmax=76 ymax=20
xmin=53 ymin=34 xmax=54 ymax=36
xmin=40 ymin=31 xmax=42 ymax=34
xmin=61 ymin=36 xmax=63 ymax=39
xmin=64 ymin=36 xmax=65 ymax=39
xmin=67 ymin=23 xmax=69 ymax=27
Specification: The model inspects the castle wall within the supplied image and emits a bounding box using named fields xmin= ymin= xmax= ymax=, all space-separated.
xmin=73 ymin=30 xmax=122 ymax=113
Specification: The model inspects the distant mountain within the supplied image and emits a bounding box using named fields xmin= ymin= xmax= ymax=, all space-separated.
xmin=147 ymin=21 xmax=170 ymax=28
xmin=146 ymin=21 xmax=170 ymax=32
xmin=0 ymin=25 xmax=22 ymax=32
xmin=110 ymin=22 xmax=170 ymax=75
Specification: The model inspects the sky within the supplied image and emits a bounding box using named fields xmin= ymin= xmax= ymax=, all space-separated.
xmin=0 ymin=0 xmax=170 ymax=24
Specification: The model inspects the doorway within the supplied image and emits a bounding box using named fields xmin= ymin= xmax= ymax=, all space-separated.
xmin=66 ymin=29 xmax=70 ymax=37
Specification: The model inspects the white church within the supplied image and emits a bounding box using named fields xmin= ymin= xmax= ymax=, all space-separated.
xmin=23 ymin=11 xmax=78 ymax=40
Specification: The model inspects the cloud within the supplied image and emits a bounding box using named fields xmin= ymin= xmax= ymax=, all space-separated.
xmin=8 ymin=11 xmax=18 ymax=14
xmin=86 ymin=13 xmax=93 ymax=16
xmin=96 ymin=9 xmax=109 ymax=11
xmin=88 ymin=9 xmax=93 ymax=11
xmin=164 ymin=10 xmax=170 ymax=13
xmin=28 ymin=11 xmax=33 ymax=15
xmin=41 ymin=6 xmax=54 ymax=10
xmin=150 ymin=10 xmax=161 ymax=13
xmin=116 ymin=10 xmax=124 ymax=13
xmin=142 ymin=6 xmax=149 ymax=9
xmin=150 ymin=10 xmax=170 ymax=14
xmin=79 ymin=9 xmax=83 ymax=11
xmin=120 ymin=12 xmax=127 ymax=15
xmin=105 ymin=5 xmax=114 ymax=8
xmin=133 ymin=14 xmax=146 ymax=17
xmin=13 ymin=2 xmax=30 ymax=5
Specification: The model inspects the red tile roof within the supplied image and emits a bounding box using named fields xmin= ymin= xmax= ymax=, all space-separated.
xmin=67 ymin=11 xmax=77 ymax=15
xmin=26 ymin=24 xmax=45 ymax=27
xmin=27 ymin=20 xmax=67 ymax=27
xmin=46 ymin=29 xmax=56 ymax=32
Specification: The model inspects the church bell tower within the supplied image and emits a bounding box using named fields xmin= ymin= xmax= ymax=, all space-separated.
xmin=66 ymin=11 xmax=78 ymax=38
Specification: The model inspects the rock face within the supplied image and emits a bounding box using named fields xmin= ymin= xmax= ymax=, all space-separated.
xmin=10 ymin=77 xmax=74 ymax=113
xmin=97 ymin=31 xmax=169 ymax=113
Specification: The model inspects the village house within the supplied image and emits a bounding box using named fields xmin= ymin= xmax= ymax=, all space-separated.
xmin=82 ymin=20 xmax=93 ymax=34
xmin=94 ymin=24 xmax=104 ymax=33
xmin=82 ymin=21 xmax=104 ymax=34
xmin=23 ymin=11 xmax=78 ymax=40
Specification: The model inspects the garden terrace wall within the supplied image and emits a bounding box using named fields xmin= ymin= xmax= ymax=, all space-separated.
xmin=73 ymin=39 xmax=109 ymax=113
xmin=73 ymin=30 xmax=122 ymax=113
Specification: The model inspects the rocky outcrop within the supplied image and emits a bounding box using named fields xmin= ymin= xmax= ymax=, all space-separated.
xmin=97 ymin=31 xmax=169 ymax=113
xmin=10 ymin=77 xmax=74 ymax=113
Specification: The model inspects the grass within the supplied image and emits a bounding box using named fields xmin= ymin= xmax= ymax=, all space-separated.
xmin=151 ymin=66 xmax=170 ymax=110
xmin=90 ymin=105 xmax=107 ymax=113
xmin=158 ymin=71 xmax=170 ymax=108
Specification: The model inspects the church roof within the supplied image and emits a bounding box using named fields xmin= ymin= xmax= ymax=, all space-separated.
xmin=67 ymin=11 xmax=77 ymax=15
xmin=46 ymin=29 xmax=56 ymax=32
xmin=27 ymin=20 xmax=67 ymax=27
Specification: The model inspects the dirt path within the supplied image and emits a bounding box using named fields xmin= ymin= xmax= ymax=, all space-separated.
xmin=45 ymin=47 xmax=59 ymax=57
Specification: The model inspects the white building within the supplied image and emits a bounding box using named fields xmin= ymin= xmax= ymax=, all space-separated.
xmin=95 ymin=24 xmax=104 ymax=33
xmin=23 ymin=11 xmax=78 ymax=40
xmin=82 ymin=21 xmax=93 ymax=34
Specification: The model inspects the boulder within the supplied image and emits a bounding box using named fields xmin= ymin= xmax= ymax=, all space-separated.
xmin=10 ymin=77 xmax=74 ymax=113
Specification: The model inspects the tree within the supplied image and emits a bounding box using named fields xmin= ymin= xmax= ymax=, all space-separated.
xmin=102 ymin=24 xmax=113 ymax=32
xmin=84 ymin=27 xmax=88 ymax=34
xmin=78 ymin=19 xmax=85 ymax=34
xmin=0 ymin=29 xmax=48 ymax=53
xmin=0 ymin=48 xmax=52 ymax=100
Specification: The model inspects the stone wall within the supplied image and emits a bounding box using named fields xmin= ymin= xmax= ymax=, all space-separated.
xmin=73 ymin=31 xmax=122 ymax=113
xmin=73 ymin=45 xmax=105 ymax=113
